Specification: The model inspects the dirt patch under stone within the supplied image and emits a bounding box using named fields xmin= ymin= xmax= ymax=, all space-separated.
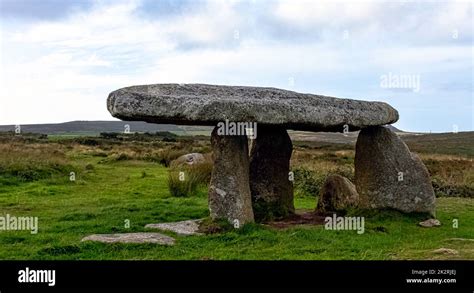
xmin=264 ymin=210 xmax=328 ymax=229
xmin=81 ymin=232 xmax=175 ymax=245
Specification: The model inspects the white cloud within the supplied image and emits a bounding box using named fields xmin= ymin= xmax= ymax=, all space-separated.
xmin=371 ymin=45 xmax=471 ymax=71
xmin=273 ymin=0 xmax=377 ymax=28
xmin=0 ymin=0 xmax=247 ymax=125
xmin=0 ymin=0 xmax=472 ymax=132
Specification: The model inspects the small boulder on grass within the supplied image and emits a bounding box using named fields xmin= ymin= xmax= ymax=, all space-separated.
xmin=170 ymin=153 xmax=205 ymax=167
xmin=316 ymin=174 xmax=359 ymax=213
xmin=418 ymin=218 xmax=441 ymax=227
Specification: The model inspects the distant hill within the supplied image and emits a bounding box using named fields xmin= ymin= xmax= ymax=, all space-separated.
xmin=289 ymin=129 xmax=473 ymax=157
xmin=0 ymin=121 xmax=182 ymax=134
xmin=289 ymin=124 xmax=404 ymax=144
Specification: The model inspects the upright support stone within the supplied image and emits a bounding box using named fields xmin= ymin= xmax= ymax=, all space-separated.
xmin=249 ymin=126 xmax=294 ymax=221
xmin=355 ymin=126 xmax=436 ymax=216
xmin=208 ymin=126 xmax=254 ymax=225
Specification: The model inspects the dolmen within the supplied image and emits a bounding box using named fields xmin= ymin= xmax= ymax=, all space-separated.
xmin=107 ymin=84 xmax=436 ymax=226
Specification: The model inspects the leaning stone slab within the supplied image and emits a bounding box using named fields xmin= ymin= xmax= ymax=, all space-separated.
xmin=208 ymin=127 xmax=254 ymax=226
xmin=355 ymin=126 xmax=436 ymax=216
xmin=107 ymin=84 xmax=398 ymax=132
xmin=145 ymin=219 xmax=203 ymax=236
xmin=81 ymin=233 xmax=175 ymax=245
xmin=249 ymin=126 xmax=294 ymax=221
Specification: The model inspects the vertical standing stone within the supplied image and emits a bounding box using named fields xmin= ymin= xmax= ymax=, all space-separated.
xmin=249 ymin=126 xmax=295 ymax=221
xmin=208 ymin=126 xmax=254 ymax=225
xmin=355 ymin=126 xmax=436 ymax=216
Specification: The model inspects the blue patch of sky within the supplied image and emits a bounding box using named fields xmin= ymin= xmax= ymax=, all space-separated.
xmin=0 ymin=0 xmax=94 ymax=20
xmin=133 ymin=0 xmax=205 ymax=19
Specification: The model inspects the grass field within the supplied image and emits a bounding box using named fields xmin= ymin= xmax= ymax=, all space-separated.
xmin=0 ymin=132 xmax=473 ymax=260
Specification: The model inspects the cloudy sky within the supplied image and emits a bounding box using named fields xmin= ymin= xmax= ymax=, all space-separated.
xmin=0 ymin=0 xmax=472 ymax=132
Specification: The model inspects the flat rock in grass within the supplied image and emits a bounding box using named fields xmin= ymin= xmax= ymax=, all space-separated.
xmin=432 ymin=248 xmax=458 ymax=255
xmin=107 ymin=84 xmax=398 ymax=132
xmin=145 ymin=219 xmax=203 ymax=236
xmin=81 ymin=232 xmax=175 ymax=245
xmin=418 ymin=219 xmax=441 ymax=228
xmin=444 ymin=238 xmax=474 ymax=242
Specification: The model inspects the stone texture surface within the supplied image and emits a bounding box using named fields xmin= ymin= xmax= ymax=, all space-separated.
xmin=171 ymin=153 xmax=205 ymax=166
xmin=355 ymin=126 xmax=436 ymax=216
xmin=316 ymin=174 xmax=359 ymax=213
xmin=107 ymin=84 xmax=399 ymax=132
xmin=208 ymin=126 xmax=254 ymax=225
xmin=145 ymin=219 xmax=203 ymax=236
xmin=81 ymin=233 xmax=175 ymax=245
xmin=249 ymin=126 xmax=294 ymax=221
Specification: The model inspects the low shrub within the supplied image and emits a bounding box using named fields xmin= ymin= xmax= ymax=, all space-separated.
xmin=424 ymin=158 xmax=474 ymax=198
xmin=167 ymin=159 xmax=213 ymax=197
xmin=292 ymin=167 xmax=326 ymax=198
xmin=432 ymin=177 xmax=474 ymax=198
xmin=73 ymin=138 xmax=101 ymax=146
xmin=99 ymin=132 xmax=120 ymax=140
xmin=0 ymin=143 xmax=78 ymax=182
